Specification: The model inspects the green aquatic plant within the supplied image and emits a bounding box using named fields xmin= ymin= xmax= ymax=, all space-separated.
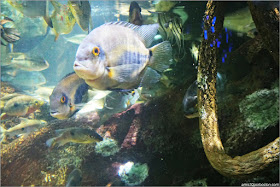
xmin=239 ymin=87 xmax=279 ymax=130
xmin=118 ymin=162 xmax=149 ymax=186
xmin=94 ymin=138 xmax=120 ymax=157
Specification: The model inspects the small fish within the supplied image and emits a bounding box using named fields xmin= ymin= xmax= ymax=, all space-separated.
xmin=50 ymin=1 xmax=76 ymax=41
xmin=64 ymin=34 xmax=87 ymax=45
xmin=183 ymin=73 xmax=226 ymax=119
xmin=129 ymin=1 xmax=143 ymax=26
xmin=46 ymin=127 xmax=103 ymax=148
xmin=182 ymin=80 xmax=198 ymax=118
xmin=9 ymin=54 xmax=49 ymax=71
xmin=0 ymin=93 xmax=23 ymax=110
xmin=7 ymin=0 xmax=53 ymax=28
xmin=0 ymin=17 xmax=20 ymax=45
xmin=66 ymin=169 xmax=82 ymax=187
xmin=98 ymin=88 xmax=142 ymax=124
xmin=73 ymin=21 xmax=173 ymax=92
xmin=189 ymin=43 xmax=199 ymax=64
xmin=68 ymin=0 xmax=92 ymax=31
xmin=1 ymin=70 xmax=47 ymax=88
xmin=49 ymin=72 xmax=89 ymax=120
xmin=2 ymin=95 xmax=45 ymax=117
xmin=0 ymin=118 xmax=47 ymax=142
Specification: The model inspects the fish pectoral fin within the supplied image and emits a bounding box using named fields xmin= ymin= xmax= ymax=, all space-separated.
xmin=106 ymin=64 xmax=142 ymax=82
xmin=75 ymin=103 xmax=85 ymax=110
xmin=54 ymin=32 xmax=60 ymax=41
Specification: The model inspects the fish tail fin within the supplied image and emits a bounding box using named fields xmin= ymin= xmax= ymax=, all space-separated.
xmin=148 ymin=41 xmax=173 ymax=72
xmin=0 ymin=126 xmax=7 ymax=143
xmin=0 ymin=134 xmax=7 ymax=144
xmin=46 ymin=137 xmax=56 ymax=148
xmin=140 ymin=67 xmax=161 ymax=88
xmin=0 ymin=125 xmax=6 ymax=134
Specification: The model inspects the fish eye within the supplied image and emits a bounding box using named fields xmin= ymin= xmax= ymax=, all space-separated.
xmin=92 ymin=47 xmax=100 ymax=56
xmin=35 ymin=101 xmax=38 ymax=104
xmin=21 ymin=128 xmax=25 ymax=131
xmin=14 ymin=103 xmax=19 ymax=107
xmin=60 ymin=96 xmax=66 ymax=103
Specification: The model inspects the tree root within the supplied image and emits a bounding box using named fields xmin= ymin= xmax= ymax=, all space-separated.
xmin=197 ymin=0 xmax=279 ymax=178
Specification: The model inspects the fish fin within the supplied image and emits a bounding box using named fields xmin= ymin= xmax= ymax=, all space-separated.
xmin=17 ymin=133 xmax=29 ymax=138
xmin=89 ymin=17 xmax=93 ymax=32
xmin=3 ymin=17 xmax=14 ymax=22
xmin=0 ymin=125 xmax=7 ymax=133
xmin=43 ymin=16 xmax=53 ymax=28
xmin=19 ymin=117 xmax=29 ymax=123
xmin=2 ymin=28 xmax=20 ymax=43
xmin=44 ymin=0 xmax=53 ymax=28
xmin=75 ymin=103 xmax=86 ymax=110
xmin=105 ymin=21 xmax=158 ymax=47
xmin=51 ymin=0 xmax=61 ymax=10
xmin=54 ymin=32 xmax=60 ymax=41
xmin=135 ymin=24 xmax=159 ymax=47
xmin=106 ymin=64 xmax=142 ymax=83
xmin=46 ymin=137 xmax=56 ymax=147
xmin=0 ymin=113 xmax=8 ymax=120
xmin=0 ymin=134 xmax=7 ymax=144
xmin=140 ymin=67 xmax=161 ymax=88
xmin=148 ymin=41 xmax=173 ymax=72
xmin=54 ymin=129 xmax=68 ymax=135
xmin=57 ymin=140 xmax=67 ymax=147
xmin=54 ymin=127 xmax=77 ymax=135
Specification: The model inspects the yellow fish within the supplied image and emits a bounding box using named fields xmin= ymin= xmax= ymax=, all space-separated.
xmin=2 ymin=95 xmax=44 ymax=117
xmin=50 ymin=1 xmax=76 ymax=41
xmin=46 ymin=127 xmax=103 ymax=148
xmin=68 ymin=0 xmax=92 ymax=31
xmin=0 ymin=118 xmax=47 ymax=142
xmin=7 ymin=0 xmax=53 ymax=28
xmin=73 ymin=21 xmax=173 ymax=92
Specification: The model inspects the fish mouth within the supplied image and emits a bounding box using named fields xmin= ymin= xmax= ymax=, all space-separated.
xmin=50 ymin=111 xmax=68 ymax=119
xmin=73 ymin=61 xmax=84 ymax=68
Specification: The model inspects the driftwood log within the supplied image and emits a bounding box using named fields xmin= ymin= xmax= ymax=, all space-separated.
xmin=197 ymin=0 xmax=279 ymax=178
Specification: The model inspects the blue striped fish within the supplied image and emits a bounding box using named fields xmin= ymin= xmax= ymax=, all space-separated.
xmin=73 ymin=21 xmax=173 ymax=92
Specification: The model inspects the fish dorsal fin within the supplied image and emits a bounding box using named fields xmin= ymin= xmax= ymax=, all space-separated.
xmin=104 ymin=21 xmax=159 ymax=47
xmin=19 ymin=117 xmax=29 ymax=123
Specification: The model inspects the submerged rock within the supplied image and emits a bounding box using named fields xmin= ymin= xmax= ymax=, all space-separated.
xmin=239 ymin=87 xmax=279 ymax=130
